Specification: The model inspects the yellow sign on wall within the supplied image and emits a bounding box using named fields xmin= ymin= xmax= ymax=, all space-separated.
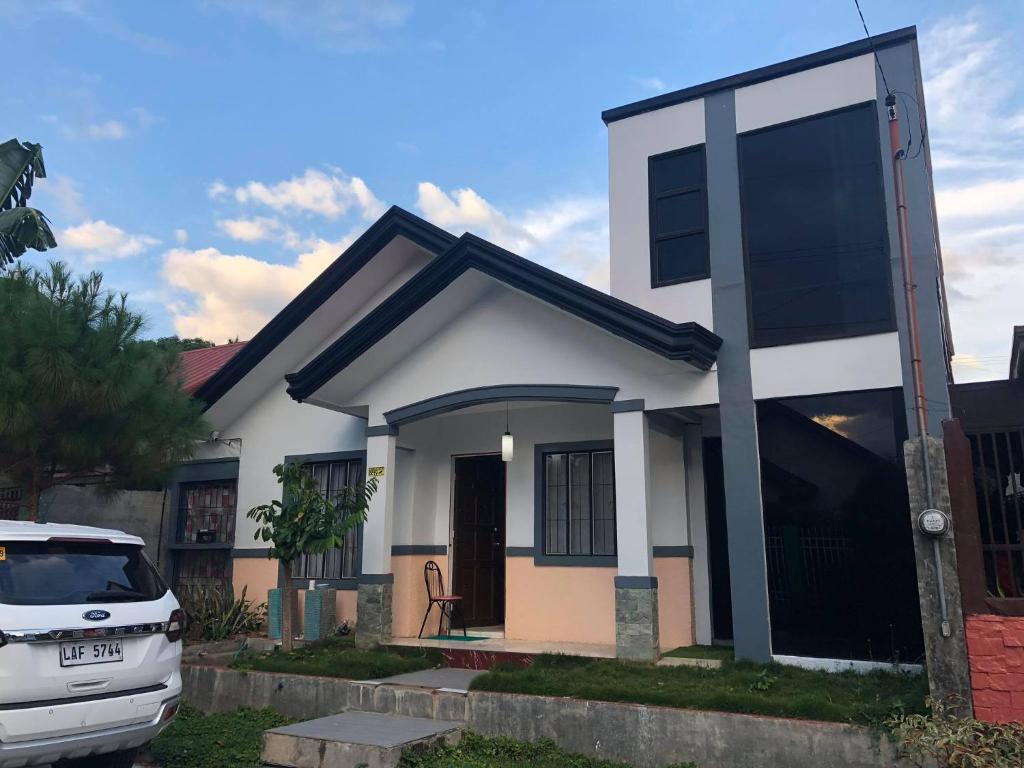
xmin=0 ymin=546 xmax=5 ymax=562
xmin=368 ymin=466 xmax=385 ymax=479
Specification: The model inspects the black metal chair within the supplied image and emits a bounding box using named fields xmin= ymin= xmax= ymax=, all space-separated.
xmin=417 ymin=560 xmax=467 ymax=638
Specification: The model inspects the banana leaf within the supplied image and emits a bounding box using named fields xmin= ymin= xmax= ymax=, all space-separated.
xmin=0 ymin=139 xmax=54 ymax=267
xmin=0 ymin=207 xmax=57 ymax=267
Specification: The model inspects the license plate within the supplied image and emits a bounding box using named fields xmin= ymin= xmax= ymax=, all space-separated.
xmin=59 ymin=639 xmax=123 ymax=667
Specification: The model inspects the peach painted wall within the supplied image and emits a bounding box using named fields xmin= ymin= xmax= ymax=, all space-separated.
xmin=655 ymin=556 xmax=695 ymax=650
xmin=392 ymin=553 xmax=449 ymax=638
xmin=505 ymin=558 xmax=617 ymax=645
xmin=232 ymin=557 xmax=358 ymax=634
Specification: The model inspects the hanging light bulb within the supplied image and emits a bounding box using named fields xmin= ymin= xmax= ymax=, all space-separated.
xmin=502 ymin=401 xmax=514 ymax=462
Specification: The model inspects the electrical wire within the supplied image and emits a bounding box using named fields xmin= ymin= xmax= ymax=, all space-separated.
xmin=853 ymin=0 xmax=891 ymax=95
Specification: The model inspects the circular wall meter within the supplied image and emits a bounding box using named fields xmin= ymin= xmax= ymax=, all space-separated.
xmin=917 ymin=508 xmax=950 ymax=537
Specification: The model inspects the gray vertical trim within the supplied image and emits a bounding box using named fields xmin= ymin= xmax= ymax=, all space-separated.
xmin=705 ymin=90 xmax=773 ymax=662
xmin=875 ymin=41 xmax=951 ymax=437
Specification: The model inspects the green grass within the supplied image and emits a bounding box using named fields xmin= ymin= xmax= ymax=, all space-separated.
xmin=663 ymin=645 xmax=734 ymax=661
xmin=148 ymin=704 xmax=292 ymax=768
xmin=398 ymin=731 xmax=697 ymax=768
xmin=470 ymin=654 xmax=927 ymax=726
xmin=231 ymin=634 xmax=444 ymax=680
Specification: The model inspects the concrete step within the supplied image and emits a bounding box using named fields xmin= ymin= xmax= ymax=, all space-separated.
xmin=262 ymin=711 xmax=463 ymax=768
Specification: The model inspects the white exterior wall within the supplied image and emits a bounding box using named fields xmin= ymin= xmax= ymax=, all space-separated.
xmin=215 ymin=386 xmax=367 ymax=551
xmin=608 ymin=97 xmax=713 ymax=328
xmin=333 ymin=277 xmax=719 ymax=421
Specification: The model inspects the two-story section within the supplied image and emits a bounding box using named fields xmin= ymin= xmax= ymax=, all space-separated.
xmin=604 ymin=25 xmax=952 ymax=663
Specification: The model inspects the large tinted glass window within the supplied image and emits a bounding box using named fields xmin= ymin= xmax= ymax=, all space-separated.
xmin=756 ymin=389 xmax=923 ymax=662
xmin=649 ymin=145 xmax=709 ymax=286
xmin=740 ymin=103 xmax=894 ymax=347
xmin=0 ymin=541 xmax=167 ymax=605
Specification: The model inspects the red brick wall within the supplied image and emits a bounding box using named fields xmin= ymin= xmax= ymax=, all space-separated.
xmin=966 ymin=615 xmax=1024 ymax=723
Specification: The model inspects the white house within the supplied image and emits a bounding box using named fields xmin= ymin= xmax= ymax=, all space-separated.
xmin=171 ymin=25 xmax=951 ymax=665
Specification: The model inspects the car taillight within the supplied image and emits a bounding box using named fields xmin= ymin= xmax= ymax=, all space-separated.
xmin=166 ymin=609 xmax=185 ymax=643
xmin=0 ymin=631 xmax=6 ymax=649
xmin=162 ymin=702 xmax=179 ymax=722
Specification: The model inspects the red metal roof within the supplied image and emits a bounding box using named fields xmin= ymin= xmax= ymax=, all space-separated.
xmin=180 ymin=342 xmax=247 ymax=395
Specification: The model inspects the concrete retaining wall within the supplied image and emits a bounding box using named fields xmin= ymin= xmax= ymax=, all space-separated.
xmin=182 ymin=665 xmax=906 ymax=768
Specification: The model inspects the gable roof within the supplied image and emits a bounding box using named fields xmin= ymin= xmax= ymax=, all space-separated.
xmin=192 ymin=206 xmax=457 ymax=410
xmin=285 ymin=233 xmax=722 ymax=402
xmin=180 ymin=341 xmax=247 ymax=394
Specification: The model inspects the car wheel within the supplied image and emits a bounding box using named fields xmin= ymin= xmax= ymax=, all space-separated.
xmin=57 ymin=747 xmax=139 ymax=767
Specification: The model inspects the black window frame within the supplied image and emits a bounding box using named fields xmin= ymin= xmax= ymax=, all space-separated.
xmin=533 ymin=440 xmax=617 ymax=567
xmin=737 ymin=100 xmax=897 ymax=349
xmin=284 ymin=450 xmax=366 ymax=590
xmin=648 ymin=144 xmax=711 ymax=288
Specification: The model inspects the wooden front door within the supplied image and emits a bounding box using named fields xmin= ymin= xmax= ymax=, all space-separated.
xmin=452 ymin=455 xmax=506 ymax=627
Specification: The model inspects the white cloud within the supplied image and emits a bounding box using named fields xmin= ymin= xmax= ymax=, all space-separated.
xmin=633 ymin=76 xmax=666 ymax=92
xmin=217 ymin=216 xmax=282 ymax=243
xmin=162 ymin=235 xmax=355 ymax=340
xmin=59 ymin=220 xmax=160 ymax=263
xmin=208 ymin=0 xmax=412 ymax=52
xmin=415 ymin=182 xmax=609 ymax=289
xmin=40 ymin=175 xmax=87 ymax=220
xmin=174 ymin=228 xmax=188 ymax=245
xmin=84 ymin=120 xmax=127 ymax=140
xmin=919 ymin=12 xmax=1024 ymax=383
xmin=208 ymin=181 xmax=229 ymax=199
xmin=229 ymin=169 xmax=385 ymax=220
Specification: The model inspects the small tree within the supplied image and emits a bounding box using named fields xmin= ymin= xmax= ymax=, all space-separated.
xmin=0 ymin=261 xmax=208 ymax=518
xmin=247 ymin=462 xmax=376 ymax=651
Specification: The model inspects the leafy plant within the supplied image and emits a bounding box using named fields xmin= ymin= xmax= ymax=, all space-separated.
xmin=886 ymin=697 xmax=1024 ymax=768
xmin=748 ymin=668 xmax=778 ymax=693
xmin=247 ymin=461 xmax=376 ymax=650
xmin=0 ymin=139 xmax=56 ymax=268
xmin=398 ymin=731 xmax=697 ymax=768
xmin=0 ymin=262 xmax=208 ymax=519
xmin=148 ymin=704 xmax=292 ymax=768
xmin=177 ymin=584 xmax=266 ymax=642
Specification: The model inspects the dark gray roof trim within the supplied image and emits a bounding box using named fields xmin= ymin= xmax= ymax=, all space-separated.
xmin=193 ymin=206 xmax=457 ymax=410
xmin=602 ymin=26 xmax=916 ymax=124
xmin=285 ymin=235 xmax=722 ymax=402
xmin=384 ymin=385 xmax=620 ymax=426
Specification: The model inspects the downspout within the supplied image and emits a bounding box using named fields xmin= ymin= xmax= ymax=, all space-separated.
xmin=886 ymin=93 xmax=951 ymax=638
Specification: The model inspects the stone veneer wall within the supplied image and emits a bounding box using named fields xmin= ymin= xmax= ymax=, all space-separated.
xmin=966 ymin=614 xmax=1024 ymax=723
xmin=356 ymin=582 xmax=394 ymax=648
xmin=614 ymin=583 xmax=660 ymax=661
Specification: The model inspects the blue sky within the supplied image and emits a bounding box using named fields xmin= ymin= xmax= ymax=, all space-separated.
xmin=6 ymin=0 xmax=1023 ymax=382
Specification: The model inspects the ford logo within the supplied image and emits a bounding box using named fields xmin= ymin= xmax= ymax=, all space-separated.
xmin=83 ymin=610 xmax=111 ymax=622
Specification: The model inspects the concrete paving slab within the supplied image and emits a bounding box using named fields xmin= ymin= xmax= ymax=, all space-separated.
xmin=370 ymin=668 xmax=484 ymax=691
xmin=266 ymin=712 xmax=461 ymax=748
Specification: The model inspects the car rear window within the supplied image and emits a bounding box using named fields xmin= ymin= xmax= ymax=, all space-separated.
xmin=0 ymin=541 xmax=167 ymax=605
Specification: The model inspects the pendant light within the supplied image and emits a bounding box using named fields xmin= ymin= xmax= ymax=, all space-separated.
xmin=501 ymin=401 xmax=514 ymax=462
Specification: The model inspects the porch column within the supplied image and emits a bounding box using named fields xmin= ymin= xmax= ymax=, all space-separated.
xmin=612 ymin=405 xmax=660 ymax=661
xmin=357 ymin=426 xmax=397 ymax=648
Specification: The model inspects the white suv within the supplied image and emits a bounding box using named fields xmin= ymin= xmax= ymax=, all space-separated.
xmin=0 ymin=521 xmax=183 ymax=767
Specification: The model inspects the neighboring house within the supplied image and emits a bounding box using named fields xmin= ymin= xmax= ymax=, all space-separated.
xmin=177 ymin=26 xmax=951 ymax=664
xmin=950 ymin=326 xmax=1024 ymax=602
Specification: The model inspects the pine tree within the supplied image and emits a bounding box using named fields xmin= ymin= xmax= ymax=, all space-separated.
xmin=0 ymin=261 xmax=208 ymax=519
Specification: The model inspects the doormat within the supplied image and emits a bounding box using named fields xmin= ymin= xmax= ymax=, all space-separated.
xmin=424 ymin=635 xmax=489 ymax=642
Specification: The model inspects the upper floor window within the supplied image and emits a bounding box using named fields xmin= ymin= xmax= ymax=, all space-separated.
xmin=292 ymin=457 xmax=364 ymax=581
xmin=648 ymin=145 xmax=710 ymax=287
xmin=739 ymin=102 xmax=894 ymax=347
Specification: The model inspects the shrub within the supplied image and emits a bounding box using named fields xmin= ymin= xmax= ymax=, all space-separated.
xmin=149 ymin=704 xmax=292 ymax=768
xmin=886 ymin=697 xmax=1024 ymax=768
xmin=177 ymin=584 xmax=266 ymax=641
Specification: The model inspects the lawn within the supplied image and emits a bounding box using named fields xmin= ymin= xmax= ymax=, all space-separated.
xmin=470 ymin=654 xmax=928 ymax=726
xmin=231 ymin=634 xmax=444 ymax=679
xmin=148 ymin=704 xmax=292 ymax=768
xmin=399 ymin=732 xmax=696 ymax=768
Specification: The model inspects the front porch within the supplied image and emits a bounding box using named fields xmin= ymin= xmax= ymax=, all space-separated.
xmin=359 ymin=396 xmax=704 ymax=662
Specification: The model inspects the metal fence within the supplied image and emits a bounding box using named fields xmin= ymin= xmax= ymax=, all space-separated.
xmin=967 ymin=429 xmax=1024 ymax=598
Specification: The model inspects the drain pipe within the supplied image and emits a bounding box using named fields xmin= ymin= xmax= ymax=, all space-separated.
xmin=886 ymin=93 xmax=951 ymax=638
